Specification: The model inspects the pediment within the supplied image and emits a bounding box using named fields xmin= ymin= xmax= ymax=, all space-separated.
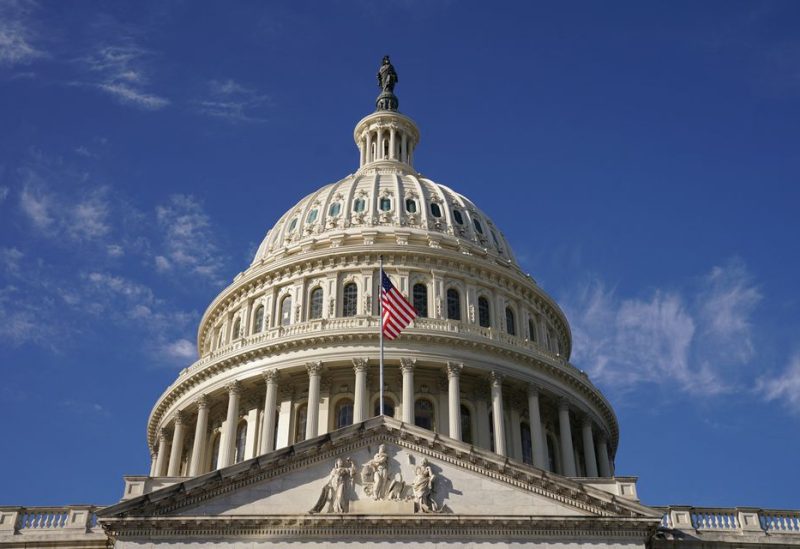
xmin=100 ymin=417 xmax=658 ymax=523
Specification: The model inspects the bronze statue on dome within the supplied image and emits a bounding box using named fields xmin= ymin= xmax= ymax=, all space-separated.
xmin=377 ymin=55 xmax=398 ymax=93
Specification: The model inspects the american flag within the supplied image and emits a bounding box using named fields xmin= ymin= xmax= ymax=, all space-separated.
xmin=380 ymin=271 xmax=417 ymax=340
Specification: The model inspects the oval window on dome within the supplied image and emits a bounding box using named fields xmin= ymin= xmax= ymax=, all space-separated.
xmin=405 ymin=198 xmax=417 ymax=213
xmin=353 ymin=198 xmax=366 ymax=212
xmin=329 ymin=202 xmax=341 ymax=217
xmin=473 ymin=218 xmax=484 ymax=234
xmin=380 ymin=197 xmax=392 ymax=212
xmin=307 ymin=209 xmax=318 ymax=223
xmin=430 ymin=203 xmax=442 ymax=218
xmin=452 ymin=210 xmax=464 ymax=225
xmin=288 ymin=218 xmax=298 ymax=232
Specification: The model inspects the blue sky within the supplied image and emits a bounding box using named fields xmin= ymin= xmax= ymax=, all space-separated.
xmin=1 ymin=0 xmax=799 ymax=508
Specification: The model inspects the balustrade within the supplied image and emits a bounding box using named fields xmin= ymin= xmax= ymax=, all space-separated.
xmin=660 ymin=506 xmax=800 ymax=536
xmin=0 ymin=505 xmax=102 ymax=535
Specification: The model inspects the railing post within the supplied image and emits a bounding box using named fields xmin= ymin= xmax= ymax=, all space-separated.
xmin=65 ymin=505 xmax=94 ymax=531
xmin=668 ymin=506 xmax=696 ymax=531
xmin=737 ymin=507 xmax=765 ymax=533
xmin=0 ymin=508 xmax=21 ymax=533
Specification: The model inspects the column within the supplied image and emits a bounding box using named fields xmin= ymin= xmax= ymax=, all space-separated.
xmin=558 ymin=399 xmax=577 ymax=476
xmin=527 ymin=385 xmax=547 ymax=470
xmin=401 ymin=133 xmax=408 ymax=163
xmin=490 ymin=372 xmax=506 ymax=456
xmin=597 ymin=434 xmax=612 ymax=477
xmin=259 ymin=371 xmax=279 ymax=454
xmin=167 ymin=412 xmax=186 ymax=476
xmin=359 ymin=138 xmax=365 ymax=166
xmin=149 ymin=451 xmax=158 ymax=476
xmin=153 ymin=429 xmax=168 ymax=476
xmin=446 ymin=362 xmax=463 ymax=440
xmin=582 ymin=417 xmax=599 ymax=477
xmin=218 ymin=381 xmax=241 ymax=469
xmin=305 ymin=361 xmax=322 ymax=439
xmin=389 ymin=128 xmax=396 ymax=159
xmin=189 ymin=395 xmax=210 ymax=476
xmin=365 ymin=131 xmax=372 ymax=164
xmin=353 ymin=358 xmax=369 ymax=422
xmin=400 ymin=358 xmax=416 ymax=424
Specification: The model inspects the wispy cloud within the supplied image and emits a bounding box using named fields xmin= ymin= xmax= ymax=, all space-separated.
xmin=0 ymin=0 xmax=43 ymax=67
xmin=162 ymin=338 xmax=196 ymax=361
xmin=194 ymin=78 xmax=269 ymax=123
xmin=155 ymin=194 xmax=226 ymax=283
xmin=562 ymin=259 xmax=761 ymax=397
xmin=77 ymin=44 xmax=169 ymax=110
xmin=0 ymin=185 xmax=9 ymax=202
xmin=757 ymin=353 xmax=800 ymax=413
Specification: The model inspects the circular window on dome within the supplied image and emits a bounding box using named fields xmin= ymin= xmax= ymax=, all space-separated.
xmin=307 ymin=209 xmax=319 ymax=223
xmin=353 ymin=198 xmax=366 ymax=213
xmin=379 ymin=197 xmax=392 ymax=212
xmin=430 ymin=203 xmax=442 ymax=218
xmin=405 ymin=198 xmax=417 ymax=213
xmin=473 ymin=218 xmax=484 ymax=234
xmin=329 ymin=202 xmax=341 ymax=217
xmin=452 ymin=209 xmax=464 ymax=225
xmin=288 ymin=218 xmax=298 ymax=232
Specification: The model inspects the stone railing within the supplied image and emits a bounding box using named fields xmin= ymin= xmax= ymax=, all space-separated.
xmin=0 ymin=505 xmax=105 ymax=538
xmin=660 ymin=506 xmax=800 ymax=535
xmin=181 ymin=316 xmax=569 ymax=379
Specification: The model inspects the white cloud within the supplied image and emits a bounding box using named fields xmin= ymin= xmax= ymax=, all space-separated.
xmin=0 ymin=185 xmax=9 ymax=202
xmin=0 ymin=0 xmax=43 ymax=67
xmin=70 ymin=190 xmax=111 ymax=240
xmin=162 ymin=338 xmax=196 ymax=360
xmin=195 ymin=78 xmax=269 ymax=123
xmin=106 ymin=244 xmax=124 ymax=257
xmin=1 ymin=247 xmax=23 ymax=273
xmin=562 ymin=260 xmax=761 ymax=397
xmin=757 ymin=354 xmax=800 ymax=413
xmin=19 ymin=180 xmax=54 ymax=230
xmin=78 ymin=44 xmax=169 ymax=110
xmin=154 ymin=255 xmax=171 ymax=272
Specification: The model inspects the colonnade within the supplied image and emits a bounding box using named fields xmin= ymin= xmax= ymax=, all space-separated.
xmin=358 ymin=124 xmax=414 ymax=167
xmin=151 ymin=360 xmax=614 ymax=480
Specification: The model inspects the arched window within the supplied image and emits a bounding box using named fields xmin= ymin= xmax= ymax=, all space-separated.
xmin=446 ymin=288 xmax=461 ymax=321
xmin=430 ymin=203 xmax=442 ymax=218
xmin=414 ymin=398 xmax=435 ymax=430
xmin=288 ymin=218 xmax=298 ymax=232
xmin=473 ymin=218 xmax=484 ymax=234
xmin=412 ymin=283 xmax=428 ymax=317
xmin=234 ymin=421 xmax=247 ymax=464
xmin=294 ymin=404 xmax=308 ymax=443
xmin=528 ymin=318 xmax=536 ymax=341
xmin=253 ymin=305 xmax=265 ymax=333
xmin=353 ymin=198 xmax=366 ymax=212
xmin=280 ymin=296 xmax=292 ymax=326
xmin=505 ymin=307 xmax=516 ymax=336
xmin=329 ymin=202 xmax=341 ymax=217
xmin=342 ymin=282 xmax=358 ymax=317
xmin=405 ymin=198 xmax=417 ymax=213
xmin=334 ymin=398 xmax=354 ymax=429
xmin=380 ymin=197 xmax=392 ymax=211
xmin=232 ymin=318 xmax=241 ymax=340
xmin=309 ymin=287 xmax=323 ymax=320
xmin=452 ymin=209 xmax=464 ymax=225
xmin=460 ymin=404 xmax=473 ymax=444
xmin=374 ymin=397 xmax=395 ymax=418
xmin=521 ymin=422 xmax=533 ymax=465
xmin=478 ymin=296 xmax=491 ymax=327
xmin=307 ymin=209 xmax=318 ymax=223
xmin=210 ymin=433 xmax=221 ymax=470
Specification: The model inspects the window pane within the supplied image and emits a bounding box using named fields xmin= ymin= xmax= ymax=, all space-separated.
xmin=232 ymin=318 xmax=241 ymax=339
xmin=288 ymin=218 xmax=298 ymax=232
xmin=430 ymin=203 xmax=442 ymax=218
xmin=473 ymin=218 xmax=484 ymax=234
xmin=414 ymin=399 xmax=435 ymax=430
xmin=295 ymin=405 xmax=307 ymax=443
xmin=505 ymin=307 xmax=516 ymax=336
xmin=447 ymin=289 xmax=461 ymax=320
xmin=281 ymin=297 xmax=292 ymax=326
xmin=254 ymin=305 xmax=265 ymax=333
xmin=478 ymin=297 xmax=490 ymax=327
xmin=374 ymin=397 xmax=395 ymax=418
xmin=343 ymin=283 xmax=358 ymax=317
xmin=329 ymin=202 xmax=341 ymax=217
xmin=335 ymin=399 xmax=354 ymax=429
xmin=521 ymin=423 xmax=533 ymax=465
xmin=413 ymin=283 xmax=428 ymax=317
xmin=307 ymin=209 xmax=318 ymax=223
xmin=309 ymin=288 xmax=323 ymax=319
xmin=380 ymin=197 xmax=391 ymax=211
xmin=452 ymin=209 xmax=464 ymax=225
xmin=353 ymin=198 xmax=365 ymax=212
xmin=460 ymin=404 xmax=473 ymax=444
xmin=405 ymin=199 xmax=417 ymax=213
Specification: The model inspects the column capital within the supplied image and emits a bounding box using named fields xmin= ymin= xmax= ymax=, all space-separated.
xmin=226 ymin=380 xmax=242 ymax=395
xmin=400 ymin=357 xmax=416 ymax=373
xmin=558 ymin=398 xmax=571 ymax=412
xmin=352 ymin=358 xmax=369 ymax=373
xmin=196 ymin=394 xmax=210 ymax=410
xmin=582 ymin=414 xmax=594 ymax=428
xmin=489 ymin=371 xmax=504 ymax=386
xmin=446 ymin=361 xmax=463 ymax=378
xmin=173 ymin=410 xmax=185 ymax=426
xmin=527 ymin=383 xmax=540 ymax=397
xmin=306 ymin=361 xmax=323 ymax=376
xmin=262 ymin=369 xmax=280 ymax=383
xmin=158 ymin=428 xmax=168 ymax=441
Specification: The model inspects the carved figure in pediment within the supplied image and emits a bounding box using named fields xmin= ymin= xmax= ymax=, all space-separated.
xmin=309 ymin=457 xmax=357 ymax=514
xmin=412 ymin=457 xmax=440 ymax=513
xmin=362 ymin=444 xmax=389 ymax=500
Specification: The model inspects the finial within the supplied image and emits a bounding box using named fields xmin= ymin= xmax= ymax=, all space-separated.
xmin=376 ymin=55 xmax=399 ymax=111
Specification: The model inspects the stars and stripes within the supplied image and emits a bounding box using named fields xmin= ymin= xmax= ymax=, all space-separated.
xmin=380 ymin=270 xmax=417 ymax=340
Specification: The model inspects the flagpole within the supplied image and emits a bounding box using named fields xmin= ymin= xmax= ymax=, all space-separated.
xmin=379 ymin=255 xmax=385 ymax=416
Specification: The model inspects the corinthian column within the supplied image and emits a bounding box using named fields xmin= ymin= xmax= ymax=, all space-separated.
xmin=305 ymin=362 xmax=323 ymax=439
xmin=153 ymin=429 xmax=168 ymax=476
xmin=189 ymin=395 xmax=209 ymax=476
xmin=597 ymin=434 xmax=612 ymax=477
xmin=446 ymin=362 xmax=463 ymax=441
xmin=582 ymin=416 xmax=599 ymax=477
xmin=167 ymin=411 xmax=186 ymax=476
xmin=259 ymin=371 xmax=279 ymax=454
xmin=400 ymin=358 xmax=416 ymax=424
xmin=218 ymin=381 xmax=242 ymax=468
xmin=527 ymin=385 xmax=547 ymax=470
xmin=490 ymin=372 xmax=506 ymax=456
xmin=558 ymin=399 xmax=577 ymax=476
xmin=353 ymin=358 xmax=369 ymax=423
